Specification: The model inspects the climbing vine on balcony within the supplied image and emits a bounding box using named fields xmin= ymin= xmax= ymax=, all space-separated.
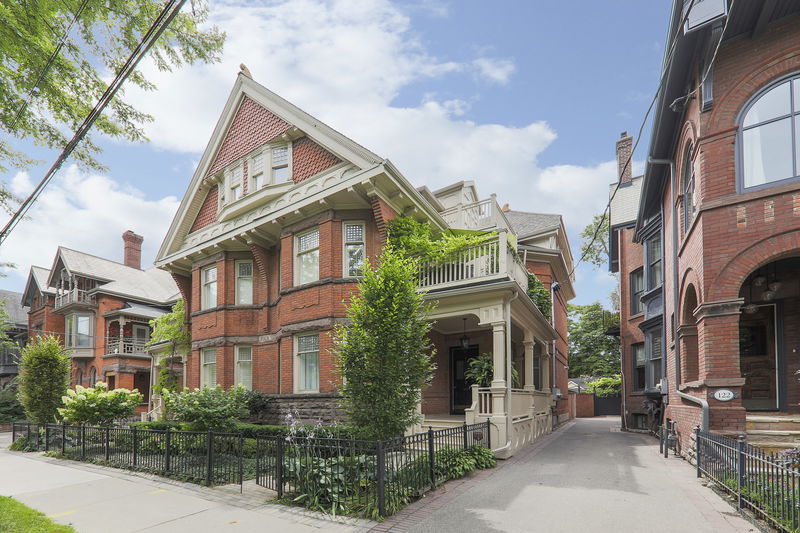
xmin=386 ymin=216 xmax=495 ymax=263
xmin=527 ymin=273 xmax=552 ymax=321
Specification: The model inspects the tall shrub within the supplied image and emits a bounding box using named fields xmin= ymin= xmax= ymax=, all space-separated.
xmin=18 ymin=336 xmax=71 ymax=423
xmin=161 ymin=386 xmax=248 ymax=431
xmin=335 ymin=248 xmax=436 ymax=440
xmin=58 ymin=382 xmax=142 ymax=426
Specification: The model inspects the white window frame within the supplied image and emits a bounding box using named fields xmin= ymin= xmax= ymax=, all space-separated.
xmin=342 ymin=221 xmax=366 ymax=278
xmin=235 ymin=345 xmax=253 ymax=390
xmin=201 ymin=265 xmax=217 ymax=310
xmin=227 ymin=164 xmax=243 ymax=203
xmin=270 ymin=144 xmax=292 ymax=183
xmin=235 ymin=260 xmax=254 ymax=305
xmin=201 ymin=347 xmax=217 ymax=388
xmin=294 ymin=333 xmax=320 ymax=393
xmin=66 ymin=313 xmax=93 ymax=348
xmin=295 ymin=227 xmax=320 ymax=286
xmin=249 ymin=152 xmax=266 ymax=191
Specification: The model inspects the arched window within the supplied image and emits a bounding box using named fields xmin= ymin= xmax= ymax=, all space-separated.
xmin=739 ymin=74 xmax=800 ymax=190
xmin=683 ymin=144 xmax=695 ymax=231
xmin=90 ymin=367 xmax=97 ymax=386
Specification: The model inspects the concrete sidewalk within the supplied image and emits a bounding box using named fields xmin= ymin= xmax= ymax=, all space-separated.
xmin=385 ymin=418 xmax=758 ymax=533
xmin=0 ymin=432 xmax=372 ymax=533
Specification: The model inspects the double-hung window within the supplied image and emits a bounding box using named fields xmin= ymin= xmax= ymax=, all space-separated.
xmin=229 ymin=165 xmax=243 ymax=202
xmin=343 ymin=222 xmax=365 ymax=277
xmin=250 ymin=153 xmax=265 ymax=190
xmin=646 ymin=234 xmax=662 ymax=290
xmin=236 ymin=260 xmax=253 ymax=305
xmin=296 ymin=333 xmax=320 ymax=392
xmin=632 ymin=343 xmax=645 ymax=391
xmin=235 ymin=345 xmax=252 ymax=390
xmin=201 ymin=347 xmax=217 ymax=388
xmin=647 ymin=329 xmax=663 ymax=389
xmin=296 ymin=228 xmax=320 ymax=285
xmin=630 ymin=268 xmax=644 ymax=315
xmin=739 ymin=75 xmax=800 ymax=190
xmin=66 ymin=314 xmax=92 ymax=347
xmin=272 ymin=146 xmax=290 ymax=182
xmin=201 ymin=266 xmax=217 ymax=310
xmin=683 ymin=145 xmax=696 ymax=231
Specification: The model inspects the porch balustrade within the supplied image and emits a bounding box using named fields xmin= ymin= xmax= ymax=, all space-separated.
xmin=441 ymin=196 xmax=512 ymax=232
xmin=55 ymin=288 xmax=96 ymax=309
xmin=417 ymin=233 xmax=529 ymax=293
xmin=105 ymin=337 xmax=147 ymax=356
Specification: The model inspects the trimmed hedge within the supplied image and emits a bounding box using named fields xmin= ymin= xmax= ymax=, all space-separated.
xmin=131 ymin=421 xmax=370 ymax=440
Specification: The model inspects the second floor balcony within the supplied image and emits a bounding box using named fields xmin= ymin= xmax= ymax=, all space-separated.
xmin=440 ymin=196 xmax=513 ymax=233
xmin=418 ymin=232 xmax=529 ymax=293
xmin=55 ymin=288 xmax=97 ymax=311
xmin=105 ymin=337 xmax=148 ymax=357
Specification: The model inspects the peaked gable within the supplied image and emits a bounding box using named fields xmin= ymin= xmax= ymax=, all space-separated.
xmin=207 ymin=96 xmax=291 ymax=177
xmin=190 ymin=185 xmax=219 ymax=233
xmin=292 ymin=137 xmax=342 ymax=183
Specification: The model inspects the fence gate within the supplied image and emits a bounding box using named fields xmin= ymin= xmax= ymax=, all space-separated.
xmin=594 ymin=394 xmax=621 ymax=416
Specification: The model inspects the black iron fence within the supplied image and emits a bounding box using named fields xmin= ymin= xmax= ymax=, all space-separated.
xmin=255 ymin=421 xmax=491 ymax=517
xmin=11 ymin=422 xmax=246 ymax=488
xmin=696 ymin=427 xmax=800 ymax=532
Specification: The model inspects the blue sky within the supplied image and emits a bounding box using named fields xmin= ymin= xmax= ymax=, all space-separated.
xmin=0 ymin=0 xmax=672 ymax=307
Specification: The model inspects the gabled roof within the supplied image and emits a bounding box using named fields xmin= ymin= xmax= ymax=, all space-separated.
xmin=21 ymin=266 xmax=55 ymax=307
xmin=157 ymin=73 xmax=386 ymax=261
xmin=609 ymin=175 xmax=643 ymax=228
xmin=504 ymin=210 xmax=562 ymax=239
xmin=0 ymin=289 xmax=28 ymax=326
xmin=103 ymin=302 xmax=168 ymax=320
xmin=46 ymin=247 xmax=178 ymax=305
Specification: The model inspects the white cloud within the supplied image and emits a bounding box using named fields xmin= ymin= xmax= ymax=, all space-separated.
xmin=472 ymin=57 xmax=516 ymax=84
xmin=0 ymin=167 xmax=179 ymax=288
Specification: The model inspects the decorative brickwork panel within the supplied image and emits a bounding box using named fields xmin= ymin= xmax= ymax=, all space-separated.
xmin=208 ymin=96 xmax=291 ymax=177
xmin=291 ymin=137 xmax=341 ymax=183
xmin=370 ymin=196 xmax=397 ymax=247
xmin=190 ymin=186 xmax=218 ymax=233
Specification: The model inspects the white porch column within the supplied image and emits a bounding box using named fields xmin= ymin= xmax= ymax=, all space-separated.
xmin=491 ymin=321 xmax=506 ymax=387
xmin=490 ymin=321 xmax=507 ymax=453
xmin=541 ymin=342 xmax=551 ymax=393
xmin=523 ymin=339 xmax=535 ymax=392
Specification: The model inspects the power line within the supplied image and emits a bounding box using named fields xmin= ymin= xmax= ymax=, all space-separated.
xmin=0 ymin=0 xmax=188 ymax=246
xmin=571 ymin=0 xmax=711 ymax=279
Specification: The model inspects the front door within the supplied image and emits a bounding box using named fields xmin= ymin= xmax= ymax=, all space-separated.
xmin=740 ymin=304 xmax=779 ymax=410
xmin=450 ymin=345 xmax=479 ymax=414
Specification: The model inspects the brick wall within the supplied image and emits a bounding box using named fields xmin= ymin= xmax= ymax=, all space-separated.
xmin=292 ymin=137 xmax=342 ymax=183
xmin=190 ymin=186 xmax=218 ymax=233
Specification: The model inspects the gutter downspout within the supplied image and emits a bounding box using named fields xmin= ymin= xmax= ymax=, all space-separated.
xmin=649 ymin=158 xmax=681 ymax=390
xmin=677 ymin=390 xmax=709 ymax=432
xmin=551 ymin=282 xmax=561 ymax=426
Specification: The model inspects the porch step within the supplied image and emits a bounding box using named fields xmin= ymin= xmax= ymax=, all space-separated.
xmin=423 ymin=417 xmax=466 ymax=430
xmin=746 ymin=415 xmax=800 ymax=432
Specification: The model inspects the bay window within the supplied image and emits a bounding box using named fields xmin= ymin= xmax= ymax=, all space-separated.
xmin=201 ymin=347 xmax=216 ymax=388
xmin=296 ymin=228 xmax=320 ymax=285
xmin=646 ymin=234 xmax=662 ymax=290
xmin=630 ymin=268 xmax=644 ymax=315
xmin=235 ymin=345 xmax=252 ymax=390
xmin=228 ymin=164 xmax=243 ymax=202
xmin=250 ymin=153 xmax=265 ymax=190
xmin=66 ymin=313 xmax=92 ymax=347
xmin=632 ymin=343 xmax=645 ymax=391
xmin=272 ymin=146 xmax=290 ymax=182
xmin=647 ymin=328 xmax=663 ymax=389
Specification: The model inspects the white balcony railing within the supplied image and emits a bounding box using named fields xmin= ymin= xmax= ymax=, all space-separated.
xmin=418 ymin=232 xmax=529 ymax=293
xmin=105 ymin=338 xmax=148 ymax=356
xmin=441 ymin=196 xmax=513 ymax=233
xmin=55 ymin=289 xmax=96 ymax=309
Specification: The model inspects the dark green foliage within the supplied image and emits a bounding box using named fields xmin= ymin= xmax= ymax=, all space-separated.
xmin=527 ymin=273 xmax=552 ymax=321
xmin=466 ymin=445 xmax=497 ymax=469
xmin=241 ymin=390 xmax=271 ymax=416
xmin=161 ymin=386 xmax=248 ymax=431
xmin=433 ymin=447 xmax=477 ymax=479
xmin=0 ymin=495 xmax=78 ymax=533
xmin=386 ymin=216 xmax=495 ymax=263
xmin=0 ymin=380 xmax=24 ymax=423
xmin=464 ymin=352 xmax=519 ymax=387
xmin=579 ymin=214 xmax=610 ymax=269
xmin=567 ymin=303 xmax=620 ymax=377
xmin=584 ymin=375 xmax=622 ymax=397
xmin=335 ymin=248 xmax=436 ymax=440
xmin=284 ymin=454 xmax=377 ymax=516
xmin=17 ymin=336 xmax=70 ymax=423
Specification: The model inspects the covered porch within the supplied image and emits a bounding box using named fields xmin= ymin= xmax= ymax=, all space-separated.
xmin=418 ymin=285 xmax=557 ymax=457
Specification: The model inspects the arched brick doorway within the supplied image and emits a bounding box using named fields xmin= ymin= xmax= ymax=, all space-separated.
xmin=738 ymin=257 xmax=800 ymax=412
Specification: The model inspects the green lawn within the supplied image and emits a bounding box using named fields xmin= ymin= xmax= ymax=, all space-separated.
xmin=0 ymin=496 xmax=78 ymax=533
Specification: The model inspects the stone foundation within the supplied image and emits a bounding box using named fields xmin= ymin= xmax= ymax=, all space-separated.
xmin=246 ymin=393 xmax=345 ymax=425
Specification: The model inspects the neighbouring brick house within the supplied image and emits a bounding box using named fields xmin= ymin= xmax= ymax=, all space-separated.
xmin=0 ymin=289 xmax=28 ymax=388
xmin=22 ymin=233 xmax=180 ymax=413
xmin=613 ymin=1 xmax=800 ymax=453
xmin=154 ymin=70 xmax=576 ymax=455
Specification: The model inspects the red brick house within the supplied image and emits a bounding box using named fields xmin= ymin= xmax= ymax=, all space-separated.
xmin=22 ymin=233 xmax=179 ymax=411
xmin=613 ymin=1 xmax=800 ymax=452
xmin=154 ymin=71 xmax=575 ymax=455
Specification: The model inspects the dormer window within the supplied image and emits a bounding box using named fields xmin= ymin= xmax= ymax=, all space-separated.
xmin=228 ymin=165 xmax=243 ymax=201
xmin=272 ymin=146 xmax=290 ymax=182
xmin=250 ymin=153 xmax=265 ymax=190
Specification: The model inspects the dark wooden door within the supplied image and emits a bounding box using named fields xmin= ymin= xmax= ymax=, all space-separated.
xmin=740 ymin=305 xmax=778 ymax=411
xmin=450 ymin=345 xmax=479 ymax=414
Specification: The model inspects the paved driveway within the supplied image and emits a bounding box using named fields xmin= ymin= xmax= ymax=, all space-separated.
xmin=383 ymin=418 xmax=756 ymax=533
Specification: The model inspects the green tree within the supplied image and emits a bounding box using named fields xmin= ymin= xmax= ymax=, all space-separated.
xmin=579 ymin=214 xmax=610 ymax=269
xmin=0 ymin=1 xmax=225 ymax=211
xmin=583 ymin=375 xmax=622 ymax=397
xmin=0 ymin=379 xmax=25 ymax=424
xmin=58 ymin=382 xmax=142 ymax=426
xmin=335 ymin=248 xmax=436 ymax=440
xmin=147 ymin=298 xmax=189 ymax=395
xmin=567 ymin=303 xmax=620 ymax=378
xmin=18 ymin=336 xmax=71 ymax=423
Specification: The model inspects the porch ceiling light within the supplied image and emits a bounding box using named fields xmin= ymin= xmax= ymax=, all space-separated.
xmin=753 ymin=275 xmax=767 ymax=287
xmin=460 ymin=318 xmax=469 ymax=350
xmin=742 ymin=303 xmax=759 ymax=314
xmin=762 ymin=290 xmax=776 ymax=301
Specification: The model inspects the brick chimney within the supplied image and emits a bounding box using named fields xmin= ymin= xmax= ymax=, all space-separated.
xmin=122 ymin=230 xmax=144 ymax=269
xmin=616 ymin=131 xmax=633 ymax=184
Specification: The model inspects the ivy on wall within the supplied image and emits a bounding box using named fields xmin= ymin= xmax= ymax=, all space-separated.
xmin=527 ymin=273 xmax=552 ymax=321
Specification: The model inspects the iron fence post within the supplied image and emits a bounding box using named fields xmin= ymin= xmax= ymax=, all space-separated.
xmin=428 ymin=426 xmax=435 ymax=490
xmin=486 ymin=420 xmax=491 ymax=449
xmin=132 ymin=427 xmax=138 ymax=466
xmin=276 ymin=437 xmax=285 ymax=498
xmin=377 ymin=440 xmax=386 ymax=517
xmin=11 ymin=422 xmax=16 ymax=443
xmin=238 ymin=434 xmax=244 ymax=494
xmin=26 ymin=422 xmax=30 ymax=446
xmin=737 ymin=434 xmax=746 ymax=510
xmin=105 ymin=427 xmax=110 ymax=462
xmin=45 ymin=424 xmax=50 ymax=453
xmin=663 ymin=424 xmax=669 ymax=458
xmin=81 ymin=425 xmax=86 ymax=460
xmin=165 ymin=428 xmax=172 ymax=474
xmin=206 ymin=430 xmax=213 ymax=486
xmin=694 ymin=425 xmax=701 ymax=478
xmin=463 ymin=422 xmax=468 ymax=450
xmin=61 ymin=423 xmax=66 ymax=455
